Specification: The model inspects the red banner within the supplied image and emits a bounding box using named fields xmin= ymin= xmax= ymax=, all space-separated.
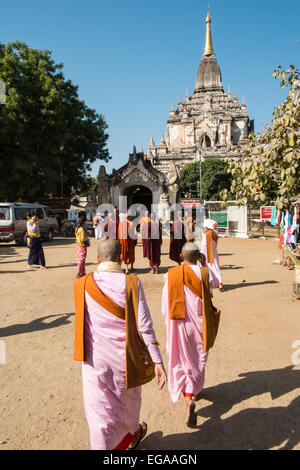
xmin=180 ymin=199 xmax=201 ymax=208
xmin=260 ymin=206 xmax=273 ymax=220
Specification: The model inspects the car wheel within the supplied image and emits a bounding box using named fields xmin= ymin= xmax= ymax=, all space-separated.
xmin=47 ymin=230 xmax=54 ymax=242
xmin=22 ymin=232 xmax=28 ymax=246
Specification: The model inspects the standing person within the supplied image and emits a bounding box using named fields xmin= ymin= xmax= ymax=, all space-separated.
xmin=75 ymin=216 xmax=89 ymax=279
xmin=104 ymin=211 xmax=119 ymax=240
xmin=184 ymin=210 xmax=195 ymax=242
xmin=140 ymin=210 xmax=151 ymax=258
xmin=169 ymin=211 xmax=186 ymax=265
xmin=103 ymin=214 xmax=115 ymax=240
xmin=162 ymin=242 xmax=220 ymax=427
xmin=73 ymin=239 xmax=167 ymax=450
xmin=113 ymin=207 xmax=120 ymax=238
xmin=201 ymin=218 xmax=223 ymax=291
xmin=26 ymin=214 xmax=46 ymax=270
xmin=118 ymin=213 xmax=136 ymax=274
xmin=93 ymin=213 xmax=105 ymax=240
xmin=148 ymin=213 xmax=162 ymax=274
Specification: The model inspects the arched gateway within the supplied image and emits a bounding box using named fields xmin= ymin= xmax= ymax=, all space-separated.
xmin=123 ymin=185 xmax=153 ymax=212
xmin=97 ymin=147 xmax=179 ymax=212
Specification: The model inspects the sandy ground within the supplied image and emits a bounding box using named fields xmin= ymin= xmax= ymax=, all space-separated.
xmin=0 ymin=236 xmax=299 ymax=450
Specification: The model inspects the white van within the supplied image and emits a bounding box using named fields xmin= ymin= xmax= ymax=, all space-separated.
xmin=0 ymin=203 xmax=58 ymax=245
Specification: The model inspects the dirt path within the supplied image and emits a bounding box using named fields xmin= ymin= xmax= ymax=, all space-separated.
xmin=0 ymin=236 xmax=299 ymax=450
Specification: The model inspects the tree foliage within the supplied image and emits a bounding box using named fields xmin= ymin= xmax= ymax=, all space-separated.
xmin=222 ymin=66 xmax=300 ymax=209
xmin=180 ymin=158 xmax=233 ymax=201
xmin=0 ymin=42 xmax=110 ymax=202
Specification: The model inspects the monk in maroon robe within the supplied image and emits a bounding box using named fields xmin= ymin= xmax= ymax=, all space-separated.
xmin=118 ymin=215 xmax=136 ymax=273
xmin=104 ymin=215 xmax=118 ymax=240
xmin=148 ymin=214 xmax=162 ymax=274
xmin=104 ymin=211 xmax=119 ymax=240
xmin=169 ymin=213 xmax=186 ymax=265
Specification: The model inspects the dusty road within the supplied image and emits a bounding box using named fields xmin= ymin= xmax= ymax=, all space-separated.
xmin=0 ymin=236 xmax=299 ymax=450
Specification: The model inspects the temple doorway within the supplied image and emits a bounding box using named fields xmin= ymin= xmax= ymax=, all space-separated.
xmin=123 ymin=185 xmax=153 ymax=213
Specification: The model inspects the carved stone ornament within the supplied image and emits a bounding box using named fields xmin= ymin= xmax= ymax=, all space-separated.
xmin=166 ymin=162 xmax=178 ymax=185
xmin=159 ymin=192 xmax=170 ymax=204
xmin=169 ymin=183 xmax=179 ymax=193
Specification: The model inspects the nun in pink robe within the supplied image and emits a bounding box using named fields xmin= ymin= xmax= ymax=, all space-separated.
xmin=201 ymin=218 xmax=222 ymax=289
xmin=162 ymin=264 xmax=214 ymax=402
xmin=82 ymin=264 xmax=162 ymax=450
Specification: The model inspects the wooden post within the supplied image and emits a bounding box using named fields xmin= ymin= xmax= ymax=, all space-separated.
xmin=262 ymin=219 xmax=265 ymax=238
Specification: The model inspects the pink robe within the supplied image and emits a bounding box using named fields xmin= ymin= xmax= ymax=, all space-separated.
xmin=162 ymin=265 xmax=213 ymax=402
xmin=201 ymin=231 xmax=222 ymax=286
xmin=82 ymin=271 xmax=162 ymax=450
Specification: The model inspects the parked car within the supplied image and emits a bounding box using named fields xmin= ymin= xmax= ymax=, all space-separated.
xmin=0 ymin=203 xmax=58 ymax=245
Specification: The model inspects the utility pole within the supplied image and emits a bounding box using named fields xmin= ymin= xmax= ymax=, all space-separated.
xmin=60 ymin=145 xmax=64 ymax=198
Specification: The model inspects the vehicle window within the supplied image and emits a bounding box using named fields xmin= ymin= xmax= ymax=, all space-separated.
xmin=35 ymin=208 xmax=44 ymax=219
xmin=15 ymin=208 xmax=28 ymax=220
xmin=15 ymin=208 xmax=35 ymax=220
xmin=0 ymin=207 xmax=10 ymax=221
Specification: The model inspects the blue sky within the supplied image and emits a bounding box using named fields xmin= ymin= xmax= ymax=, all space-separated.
xmin=1 ymin=0 xmax=299 ymax=176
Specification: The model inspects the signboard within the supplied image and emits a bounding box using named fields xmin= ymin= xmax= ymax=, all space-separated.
xmin=180 ymin=199 xmax=201 ymax=208
xmin=67 ymin=210 xmax=79 ymax=222
xmin=260 ymin=206 xmax=274 ymax=221
xmin=209 ymin=211 xmax=228 ymax=228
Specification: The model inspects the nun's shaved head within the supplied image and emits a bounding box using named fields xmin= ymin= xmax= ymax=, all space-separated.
xmin=98 ymin=239 xmax=122 ymax=262
xmin=181 ymin=242 xmax=200 ymax=264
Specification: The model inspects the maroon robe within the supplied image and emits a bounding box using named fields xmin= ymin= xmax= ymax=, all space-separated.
xmin=169 ymin=220 xmax=186 ymax=264
xmin=104 ymin=218 xmax=119 ymax=240
xmin=118 ymin=220 xmax=135 ymax=264
xmin=149 ymin=221 xmax=162 ymax=267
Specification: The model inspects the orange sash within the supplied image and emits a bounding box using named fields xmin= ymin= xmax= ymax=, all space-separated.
xmin=168 ymin=264 xmax=202 ymax=320
xmin=206 ymin=229 xmax=218 ymax=263
xmin=73 ymin=273 xmax=155 ymax=389
xmin=168 ymin=264 xmax=220 ymax=351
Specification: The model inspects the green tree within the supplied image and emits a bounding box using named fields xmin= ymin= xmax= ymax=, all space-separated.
xmin=180 ymin=158 xmax=233 ymax=201
xmin=0 ymin=42 xmax=110 ymax=202
xmin=222 ymin=65 xmax=300 ymax=209
xmin=82 ymin=176 xmax=99 ymax=194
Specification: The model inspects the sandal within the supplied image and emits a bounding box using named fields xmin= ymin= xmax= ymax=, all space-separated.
xmin=128 ymin=422 xmax=148 ymax=450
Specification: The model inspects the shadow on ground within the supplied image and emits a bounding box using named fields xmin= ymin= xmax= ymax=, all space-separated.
xmin=141 ymin=366 xmax=300 ymax=450
xmin=44 ymin=238 xmax=76 ymax=247
xmin=0 ymin=258 xmax=27 ymax=264
xmin=0 ymin=261 xmax=97 ymax=273
xmin=218 ymin=253 xmax=234 ymax=256
xmin=221 ymin=265 xmax=244 ymax=270
xmin=133 ymin=266 xmax=173 ymax=275
xmin=0 ymin=245 xmax=18 ymax=257
xmin=0 ymin=313 xmax=74 ymax=337
xmin=223 ymin=280 xmax=279 ymax=291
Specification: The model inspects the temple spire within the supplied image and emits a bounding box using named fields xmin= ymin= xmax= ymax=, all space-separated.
xmin=203 ymin=12 xmax=214 ymax=56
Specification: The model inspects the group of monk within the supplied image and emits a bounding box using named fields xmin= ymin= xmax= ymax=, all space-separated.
xmin=104 ymin=209 xmax=223 ymax=290
xmin=73 ymin=211 xmax=223 ymax=450
xmin=102 ymin=209 xmax=163 ymax=275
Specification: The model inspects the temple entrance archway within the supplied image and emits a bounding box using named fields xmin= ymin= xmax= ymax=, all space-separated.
xmin=123 ymin=185 xmax=153 ymax=212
